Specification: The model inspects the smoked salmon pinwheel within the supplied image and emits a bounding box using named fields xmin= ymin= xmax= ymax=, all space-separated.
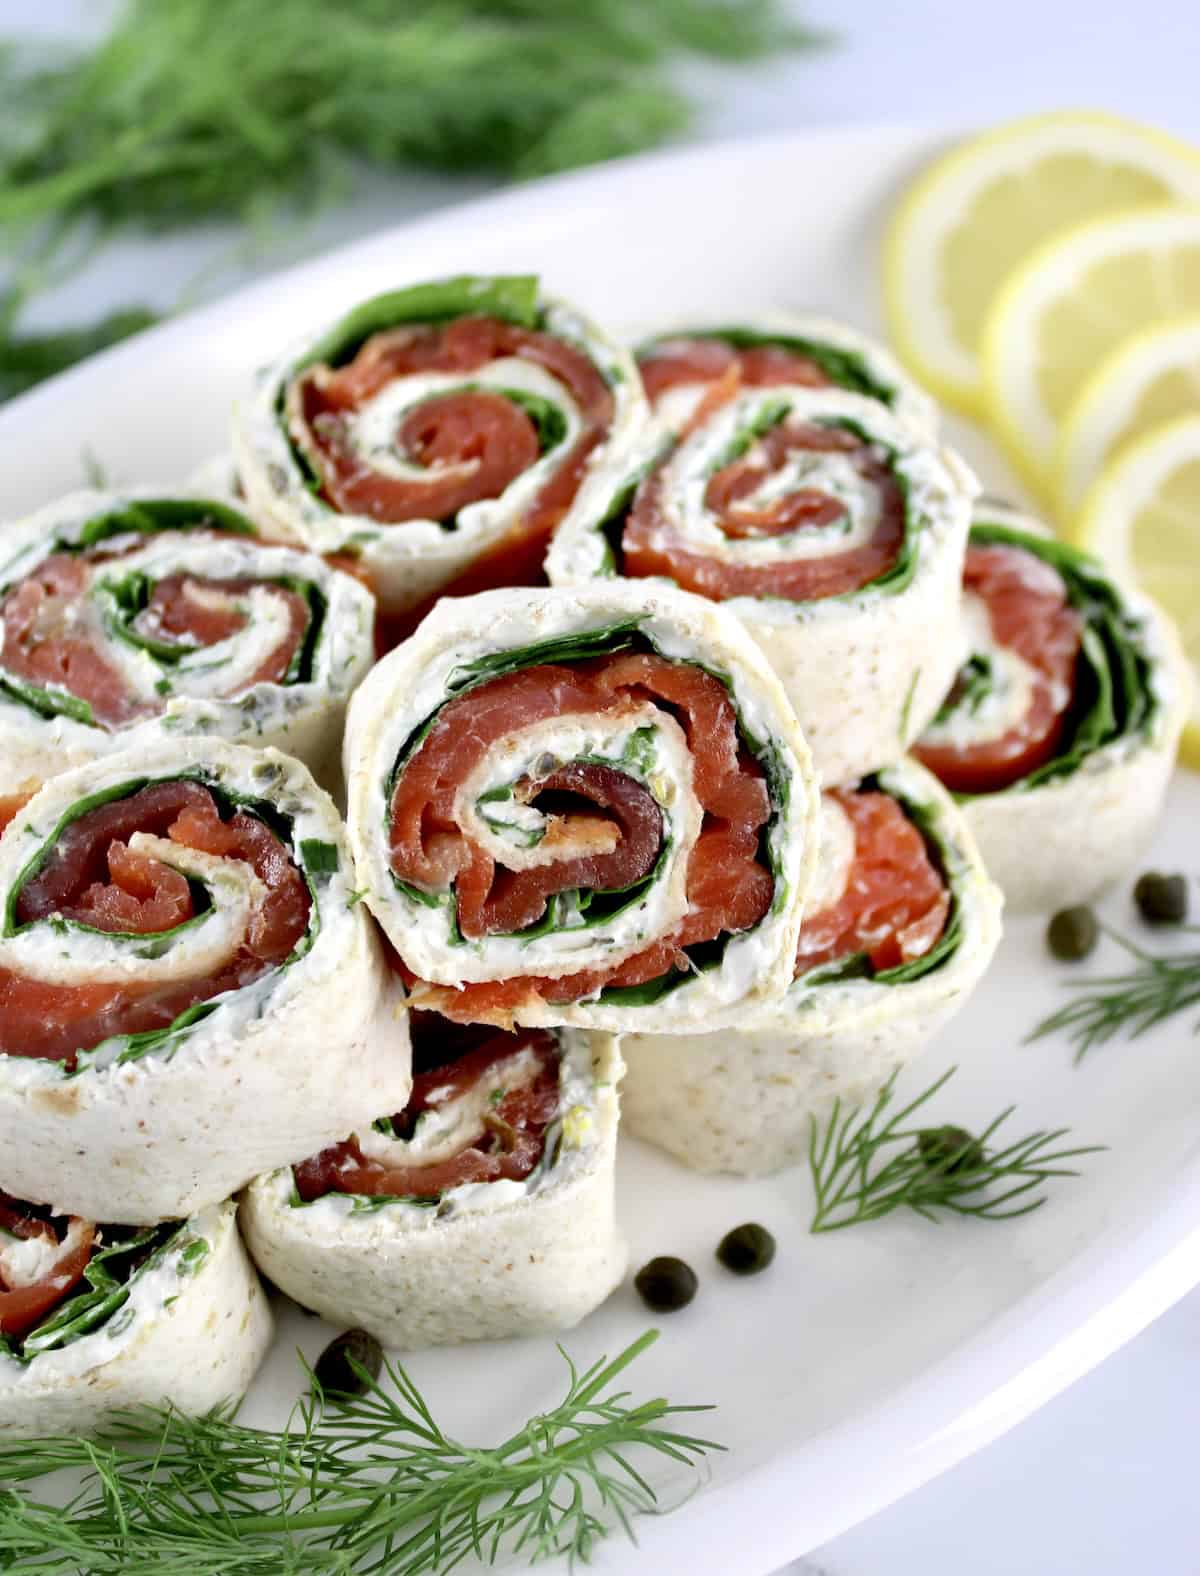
xmin=620 ymin=758 xmax=1002 ymax=1175
xmin=0 ymin=1196 xmax=270 ymax=1437
xmin=233 ymin=274 xmax=645 ymax=631
xmin=242 ymin=1016 xmax=624 ymax=1349
xmin=913 ymin=505 xmax=1190 ymax=911
xmin=0 ymin=491 xmax=375 ymax=800
xmin=547 ymin=384 xmax=976 ymax=786
xmin=344 ymin=583 xmax=819 ymax=1033
xmin=0 ymin=741 xmax=411 ymax=1224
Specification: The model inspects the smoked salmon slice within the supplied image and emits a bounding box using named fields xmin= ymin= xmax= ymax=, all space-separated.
xmin=794 ymin=789 xmax=950 ymax=976
xmin=0 ymin=1194 xmax=94 ymax=1340
xmin=0 ymin=781 xmax=310 ymax=1065
xmin=914 ymin=542 xmax=1083 ymax=794
xmin=293 ymin=1019 xmax=560 ymax=1201
xmin=388 ymin=650 xmax=773 ymax=1023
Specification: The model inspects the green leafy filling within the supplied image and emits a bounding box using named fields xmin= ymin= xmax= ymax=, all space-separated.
xmin=5 ymin=772 xmax=321 ymax=1070
xmin=94 ymin=568 xmax=326 ymax=685
xmin=931 ymin=652 xmax=992 ymax=725
xmin=0 ymin=672 xmax=96 ymax=727
xmin=297 ymin=275 xmax=543 ymax=373
xmin=0 ymin=1219 xmax=192 ymax=1364
xmin=950 ymin=523 xmax=1159 ymax=795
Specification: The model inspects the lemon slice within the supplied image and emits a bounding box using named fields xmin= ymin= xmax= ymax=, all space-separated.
xmin=1076 ymin=413 xmax=1200 ymax=766
xmin=1054 ymin=314 xmax=1200 ymax=517
xmin=982 ymin=207 xmax=1200 ymax=499
xmin=883 ymin=111 xmax=1200 ymax=415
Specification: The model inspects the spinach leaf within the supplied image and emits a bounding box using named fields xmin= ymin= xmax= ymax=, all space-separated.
xmin=8 ymin=1220 xmax=188 ymax=1363
xmin=299 ymin=275 xmax=541 ymax=372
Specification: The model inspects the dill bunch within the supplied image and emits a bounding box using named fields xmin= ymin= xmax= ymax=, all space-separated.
xmin=0 ymin=1328 xmax=721 ymax=1574
xmin=0 ymin=0 xmax=821 ymax=391
xmin=0 ymin=0 xmax=818 ymax=233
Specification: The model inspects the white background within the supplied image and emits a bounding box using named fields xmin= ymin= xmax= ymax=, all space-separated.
xmin=11 ymin=4 xmax=1200 ymax=1574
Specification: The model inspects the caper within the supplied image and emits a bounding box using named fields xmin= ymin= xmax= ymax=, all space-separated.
xmin=918 ymin=1125 xmax=984 ymax=1175
xmin=633 ymin=1256 xmax=697 ymax=1313
xmin=313 ymin=1327 xmax=383 ymax=1397
xmin=715 ymin=1222 xmax=776 ymax=1276
xmin=1134 ymin=871 xmax=1189 ymax=926
xmin=1047 ymin=905 xmax=1099 ymax=961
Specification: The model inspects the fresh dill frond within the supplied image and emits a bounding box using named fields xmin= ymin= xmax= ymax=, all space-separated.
xmin=0 ymin=0 xmax=825 ymax=395
xmin=807 ymin=1067 xmax=1102 ymax=1233
xmin=0 ymin=1328 xmax=722 ymax=1575
xmin=1030 ymin=926 xmax=1200 ymax=1061
xmin=0 ymin=1 xmax=821 ymax=232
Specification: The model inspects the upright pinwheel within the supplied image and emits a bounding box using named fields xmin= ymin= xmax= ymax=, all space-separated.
xmin=344 ymin=582 xmax=819 ymax=1033
xmin=548 ymin=321 xmax=975 ymax=785
xmin=913 ymin=503 xmax=1190 ymax=910
xmin=0 ymin=741 xmax=411 ymax=1223
xmin=233 ymin=274 xmax=645 ymax=637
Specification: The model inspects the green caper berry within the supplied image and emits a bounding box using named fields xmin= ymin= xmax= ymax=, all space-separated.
xmin=1134 ymin=871 xmax=1189 ymax=925
xmin=313 ymin=1327 xmax=383 ymax=1397
xmin=1047 ymin=905 xmax=1099 ymax=961
xmin=918 ymin=1125 xmax=984 ymax=1175
xmin=633 ymin=1256 xmax=697 ymax=1313
xmin=716 ymin=1222 xmax=776 ymax=1276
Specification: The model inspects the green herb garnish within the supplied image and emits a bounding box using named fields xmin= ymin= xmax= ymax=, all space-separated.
xmin=0 ymin=1329 xmax=720 ymax=1573
xmin=0 ymin=1 xmax=823 ymax=394
xmin=1030 ymin=927 xmax=1200 ymax=1060
xmin=808 ymin=1067 xmax=1101 ymax=1231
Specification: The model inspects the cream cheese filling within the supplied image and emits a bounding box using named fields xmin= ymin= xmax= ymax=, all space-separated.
xmin=0 ymin=1217 xmax=90 ymax=1291
xmin=919 ymin=592 xmax=1041 ymax=751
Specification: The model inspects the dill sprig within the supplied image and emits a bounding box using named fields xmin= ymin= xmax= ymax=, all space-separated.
xmin=1030 ymin=926 xmax=1200 ymax=1061
xmin=808 ymin=1067 xmax=1102 ymax=1233
xmin=0 ymin=1328 xmax=721 ymax=1575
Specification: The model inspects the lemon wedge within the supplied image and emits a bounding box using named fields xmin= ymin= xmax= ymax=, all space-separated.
xmin=982 ymin=207 xmax=1200 ymax=500
xmin=1076 ymin=413 xmax=1200 ymax=766
xmin=1054 ymin=314 xmax=1200 ymax=517
xmin=883 ymin=111 xmax=1200 ymax=415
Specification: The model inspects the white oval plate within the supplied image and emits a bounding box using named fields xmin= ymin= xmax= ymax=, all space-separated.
xmin=3 ymin=126 xmax=1199 ymax=1575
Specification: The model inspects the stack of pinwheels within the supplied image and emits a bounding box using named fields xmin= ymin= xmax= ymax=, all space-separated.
xmin=0 ymin=270 xmax=1186 ymax=1433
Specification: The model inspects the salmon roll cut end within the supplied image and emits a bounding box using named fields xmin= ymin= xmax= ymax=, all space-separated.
xmin=343 ymin=582 xmax=819 ymax=1036
xmin=241 ymin=1019 xmax=624 ymax=1351
xmin=619 ymin=757 xmax=1002 ymax=1176
xmin=232 ymin=274 xmax=646 ymax=632
xmin=913 ymin=503 xmax=1190 ymax=912
xmin=0 ymin=1196 xmax=271 ymax=1437
xmin=547 ymin=379 xmax=976 ymax=787
xmin=0 ymin=491 xmax=375 ymax=797
xmin=0 ymin=741 xmax=412 ymax=1224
